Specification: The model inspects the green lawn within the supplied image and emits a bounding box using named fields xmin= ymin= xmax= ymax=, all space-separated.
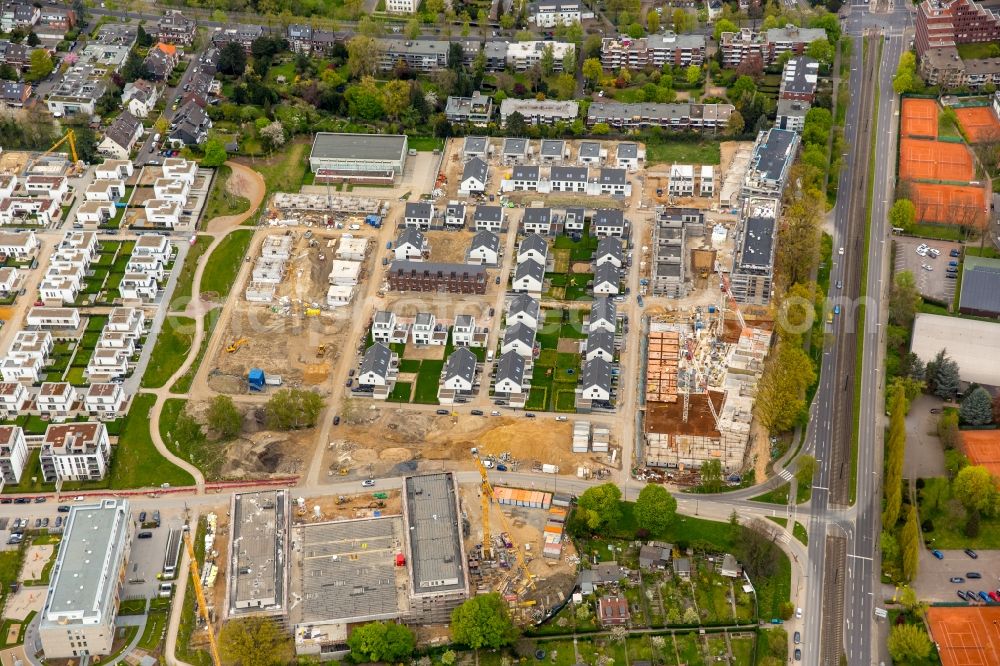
xmin=171 ymin=309 xmax=221 ymax=394
xmin=793 ymin=522 xmax=808 ymax=545
xmin=201 ymin=165 xmax=251 ymax=228
xmin=200 ymin=229 xmax=253 ymax=297
xmin=249 ymin=140 xmax=310 ymax=196
xmin=645 ymin=140 xmax=722 ymax=166
xmin=398 ymin=359 xmax=421 ymax=373
xmin=107 ymin=393 xmax=196 ymax=489
xmin=413 ymin=360 xmax=444 ymax=404
xmin=909 ymin=223 xmax=968 ymax=242
xmin=387 ymin=381 xmax=413 ymax=402
xmin=919 ymin=476 xmax=1000 ymax=548
xmin=407 ymin=136 xmax=444 ymax=151
xmin=160 ymin=399 xmax=224 ymax=480
xmin=0 ymin=545 xmax=24 ymax=597
xmin=755 ymin=552 xmax=792 ymax=621
xmin=138 ymin=609 xmax=168 ymax=652
xmin=751 ymin=483 xmax=789 ymax=505
xmin=171 ymin=235 xmax=212 ymax=306
xmin=118 ymin=598 xmax=148 ymax=616
xmin=553 ymin=232 xmax=599 ymax=261
xmin=957 ymin=43 xmax=1000 ymax=60
xmin=140 ymin=317 xmax=195 ymax=389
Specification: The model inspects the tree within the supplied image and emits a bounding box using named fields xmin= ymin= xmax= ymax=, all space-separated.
xmin=952 ymin=465 xmax=998 ymax=515
xmin=347 ymin=35 xmax=381 ymax=79
xmin=260 ymin=121 xmax=285 ymax=151
xmin=202 ymin=138 xmax=228 ymax=167
xmin=576 ymin=483 xmax=622 ymax=531
xmin=901 ymin=505 xmax=920 ymax=582
xmin=889 ymin=270 xmax=921 ymax=328
xmin=562 ymin=46 xmax=576 ymax=75
xmin=405 ymin=18 xmax=421 ymax=39
xmin=646 ymin=9 xmax=660 ymax=33
xmin=726 ymin=110 xmax=745 ymax=135
xmin=729 ymin=75 xmax=757 ymax=102
xmin=207 ymin=395 xmax=242 ymax=440
xmin=713 ymin=18 xmax=737 ymax=41
xmin=810 ymin=12 xmax=841 ymax=42
xmin=960 ymin=386 xmax=994 ymax=425
xmin=893 ymin=51 xmax=923 ymax=95
xmin=264 ymin=388 xmax=324 ymax=430
xmin=672 ymin=8 xmax=690 ymax=33
xmin=685 ymin=64 xmax=701 ymax=86
xmin=887 ymin=624 xmax=932 ymax=663
xmin=218 ymin=617 xmax=292 ymax=666
xmin=682 ymin=606 xmax=699 ymax=624
xmin=898 ymin=585 xmax=928 ymax=618
xmin=540 ymin=43 xmax=556 ymax=76
xmin=734 ymin=520 xmax=780 ymax=579
xmin=699 ymin=458 xmax=723 ymax=492
xmin=24 ymin=49 xmax=53 ymax=83
xmin=805 ymin=38 xmax=833 ymax=65
xmin=505 ymin=110 xmax=527 ymax=136
xmin=583 ymin=57 xmax=603 ymax=87
xmin=218 ymin=42 xmax=247 ymax=76
xmin=550 ymin=73 xmax=576 ymax=100
xmin=346 ymin=622 xmax=415 ymax=663
xmin=450 ymin=594 xmax=518 ymax=649
xmin=889 ymin=198 xmax=916 ymax=231
xmin=795 ymin=455 xmax=816 ymax=490
xmin=634 ymin=484 xmax=677 ymax=534
xmin=26 ymin=31 xmax=39 ymax=47
xmin=926 ymin=349 xmax=961 ymax=400
xmin=754 ymin=341 xmax=816 ymax=433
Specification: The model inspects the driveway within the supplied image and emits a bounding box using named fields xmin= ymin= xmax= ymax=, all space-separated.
xmin=904 ymin=393 xmax=947 ymax=480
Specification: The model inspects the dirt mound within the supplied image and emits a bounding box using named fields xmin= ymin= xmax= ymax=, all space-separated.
xmin=381 ymin=447 xmax=413 ymax=463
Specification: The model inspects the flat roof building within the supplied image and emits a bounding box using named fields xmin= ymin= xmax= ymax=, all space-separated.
xmin=39 ymin=499 xmax=132 ymax=660
xmin=309 ymin=133 xmax=408 ymax=184
xmin=911 ymin=313 xmax=1000 ymax=386
xmin=226 ymin=490 xmax=289 ymax=620
xmin=730 ymin=197 xmax=778 ymax=305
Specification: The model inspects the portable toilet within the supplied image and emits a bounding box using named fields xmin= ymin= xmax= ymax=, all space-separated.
xmin=248 ymin=368 xmax=265 ymax=391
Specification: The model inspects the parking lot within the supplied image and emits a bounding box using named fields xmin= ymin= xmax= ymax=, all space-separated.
xmin=913 ymin=547 xmax=1000 ymax=603
xmin=893 ymin=236 xmax=963 ymax=304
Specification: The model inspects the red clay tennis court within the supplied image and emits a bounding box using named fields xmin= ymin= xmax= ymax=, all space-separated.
xmin=955 ymin=106 xmax=1000 ymax=143
xmin=910 ymin=181 xmax=987 ymax=226
xmin=902 ymin=98 xmax=940 ymax=138
xmin=899 ymin=138 xmax=975 ymax=182
xmin=961 ymin=430 xmax=1000 ymax=477
xmin=928 ymin=606 xmax=1000 ymax=666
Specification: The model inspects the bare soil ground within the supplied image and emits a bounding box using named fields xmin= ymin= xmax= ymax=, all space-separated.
xmin=0 ymin=150 xmax=29 ymax=175
xmin=426 ymin=229 xmax=475 ymax=263
xmin=291 ymin=490 xmax=403 ymax=523
xmin=507 ymin=192 xmax=624 ymax=209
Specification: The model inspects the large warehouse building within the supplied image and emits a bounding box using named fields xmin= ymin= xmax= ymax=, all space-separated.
xmin=911 ymin=313 xmax=1000 ymax=387
xmin=38 ymin=499 xmax=132 ymax=659
xmin=309 ymin=133 xmax=409 ymax=185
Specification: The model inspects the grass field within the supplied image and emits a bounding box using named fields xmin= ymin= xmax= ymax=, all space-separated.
xmin=200 ymin=229 xmax=253 ymax=297
xmin=793 ymin=522 xmax=808 ymax=545
xmin=407 ymin=136 xmax=444 ymax=151
xmin=387 ymin=381 xmax=413 ymax=402
xmin=201 ymin=165 xmax=251 ymax=228
xmin=919 ymin=476 xmax=1000 ymax=548
xmin=171 ymin=235 xmax=212 ymax=305
xmin=170 ymin=309 xmax=221 ymax=394
xmin=645 ymin=140 xmax=722 ymax=166
xmin=413 ymin=360 xmax=444 ymax=404
xmin=138 ymin=609 xmax=168 ymax=652
xmin=108 ymin=394 xmax=196 ymax=489
xmin=250 ymin=140 xmax=310 ymax=195
xmin=160 ymin=399 xmax=224 ymax=480
xmin=140 ymin=317 xmax=195 ymax=389
xmin=751 ymin=483 xmax=789 ymax=505
xmin=957 ymin=43 xmax=1000 ymax=60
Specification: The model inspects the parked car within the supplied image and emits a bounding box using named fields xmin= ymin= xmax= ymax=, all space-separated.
xmin=966 ymin=548 xmax=979 ymax=559
xmin=345 ymin=379 xmax=353 ymax=387
xmin=55 ymin=517 xmax=62 ymax=528
xmin=333 ymin=416 xmax=341 ymax=425
xmin=950 ymin=249 xmax=961 ymax=257
xmin=958 ymin=590 xmax=968 ymax=601
xmin=950 ymin=577 xmax=966 ymax=583
xmin=33 ymin=497 xmax=45 ymax=503
xmin=41 ymin=518 xmax=48 ymax=527
xmin=491 ymin=410 xmax=501 ymax=416
xmin=932 ymin=549 xmax=944 ymax=560
xmin=794 ymin=648 xmax=801 ymax=661
xmin=968 ymin=572 xmax=982 ymax=579
xmin=525 ymin=412 xmax=536 ymax=418
xmin=471 ymin=410 xmax=484 ymax=416
xmin=0 ymin=499 xmax=9 ymax=504
xmin=139 ymin=511 xmax=147 ymax=523
xmin=929 ymin=248 xmax=941 ymax=257
xmin=435 ymin=409 xmax=450 ymax=415
xmin=361 ymin=479 xmax=376 ymax=488
xmin=496 ymin=464 xmax=508 ymax=471
xmin=33 ymin=519 xmax=40 ymax=528
xmin=946 ymin=273 xmax=957 ymax=279
xmin=948 ymin=261 xmax=959 ymax=267
xmin=836 ymin=280 xmax=843 ymax=289
xmin=793 ymin=632 xmax=801 ymax=644
xmin=979 ymin=591 xmax=992 ymax=603
xmin=57 ymin=505 xmax=70 ymax=513
xmin=137 ymin=531 xmax=153 ymax=539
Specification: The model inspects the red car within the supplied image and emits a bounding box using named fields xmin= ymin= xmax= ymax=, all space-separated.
xmin=988 ymin=591 xmax=1000 ymax=603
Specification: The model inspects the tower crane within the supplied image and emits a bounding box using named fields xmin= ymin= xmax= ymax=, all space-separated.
xmin=474 ymin=456 xmax=535 ymax=592
xmin=183 ymin=531 xmax=222 ymax=666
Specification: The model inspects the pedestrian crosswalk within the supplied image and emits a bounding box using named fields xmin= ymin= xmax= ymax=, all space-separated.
xmin=779 ymin=469 xmax=793 ymax=481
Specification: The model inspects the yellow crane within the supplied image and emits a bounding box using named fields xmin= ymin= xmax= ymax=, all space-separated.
xmin=474 ymin=457 xmax=535 ymax=592
xmin=183 ymin=531 xmax=222 ymax=666
xmin=41 ymin=129 xmax=79 ymax=164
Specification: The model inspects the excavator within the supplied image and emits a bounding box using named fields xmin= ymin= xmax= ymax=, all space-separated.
xmin=226 ymin=337 xmax=249 ymax=353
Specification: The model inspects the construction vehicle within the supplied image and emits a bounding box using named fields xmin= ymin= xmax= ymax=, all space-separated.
xmin=305 ymin=308 xmax=321 ymax=317
xmin=36 ymin=130 xmax=80 ymax=172
xmin=475 ymin=456 xmax=535 ymax=592
xmin=183 ymin=531 xmax=222 ymax=666
xmin=226 ymin=337 xmax=248 ymax=353
xmin=317 ymin=344 xmax=327 ymax=357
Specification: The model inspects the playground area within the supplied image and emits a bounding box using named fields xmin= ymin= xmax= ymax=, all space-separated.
xmin=954 ymin=106 xmax=1000 ymax=143
xmin=901 ymin=98 xmax=939 ymax=139
xmin=909 ymin=181 xmax=987 ymax=227
xmin=959 ymin=430 xmax=1000 ymax=477
xmin=899 ymin=138 xmax=975 ymax=182
xmin=928 ymin=606 xmax=1000 ymax=666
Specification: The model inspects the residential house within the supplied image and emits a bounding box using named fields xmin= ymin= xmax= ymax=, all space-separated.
xmin=484 ymin=41 xmax=508 ymax=71
xmin=507 ymin=294 xmax=540 ymax=329
xmin=95 ymin=160 xmax=134 ymax=181
xmin=84 ymin=383 xmax=128 ymax=419
xmin=445 ymin=202 xmax=467 ymax=228
xmin=594 ymin=237 xmax=623 ymax=268
xmin=358 ymin=343 xmax=400 ymax=399
xmin=0 ymin=425 xmax=27 ymax=483
xmin=588 ymin=297 xmax=617 ymax=334
xmin=638 ymin=542 xmax=673 ymax=570
xmin=286 ymin=25 xmax=337 ymax=55
xmin=577 ymin=356 xmax=613 ymax=406
xmin=521 ymin=207 xmax=553 ymax=235
xmin=24 ymin=176 xmax=69 ymax=203
xmin=452 ymin=314 xmax=486 ymax=347
xmin=211 ymin=24 xmax=265 ymax=52
xmin=0 ymin=3 xmax=39 ymax=33
xmin=720 ymin=554 xmax=741 ymax=578
xmin=594 ymin=263 xmax=621 ymax=294
xmin=467 ymin=230 xmax=501 ymax=266
xmin=158 ymin=10 xmax=196 ymax=45
xmin=494 ymin=351 xmax=529 ymax=407
xmin=95 ymin=23 xmax=138 ymax=46
xmin=584 ymin=328 xmax=615 ymax=362
xmin=0 ymin=81 xmax=30 ymax=108
xmin=85 ymin=179 xmax=126 ymax=203
xmin=0 ymin=196 xmax=59 ymax=226
xmin=499 ymin=98 xmax=578 ymax=126
xmin=119 ymin=273 xmax=158 ymax=302
xmin=529 ymin=0 xmax=594 ymax=26
xmin=37 ymin=382 xmax=78 ymax=419
xmin=372 ymin=311 xmax=409 ymax=345
xmin=510 ymin=165 xmax=541 ymax=192
xmin=36 ymin=6 xmax=76 ymax=40
xmin=169 ymin=101 xmax=212 ymax=146
xmin=563 ymin=207 xmax=586 ymax=232
xmin=0 ymin=230 xmax=38 ymax=259
xmin=549 ymin=166 xmax=588 ymax=193
xmin=98 ymin=111 xmax=143 ymax=160
xmin=46 ymin=64 xmax=107 ymax=116
xmin=512 ymin=260 xmax=544 ymax=294
xmin=459 ymin=157 xmax=489 ymax=195
xmin=776 ymin=100 xmax=809 ymax=132
xmin=411 ymin=312 xmax=448 ymax=346
xmin=596 ymin=169 xmax=631 ymax=197
xmin=0 ymin=383 xmax=29 ymax=418
xmin=0 ymin=267 xmax=18 ymax=295
xmin=438 ymin=347 xmax=478 ymax=404
xmin=518 ymin=233 xmax=548 ymax=265
xmin=78 ymin=43 xmax=130 ymax=70
xmin=106 ymin=307 xmax=145 ymax=338
xmin=540 ymin=139 xmax=567 ymax=163
xmin=462 ymin=136 xmax=490 ymax=161
xmin=0 ymin=41 xmax=29 ymax=75
xmin=122 ymin=80 xmax=160 ymax=118
xmin=39 ymin=422 xmax=111 ymax=482
xmin=597 ymin=596 xmax=629 ymax=626
xmin=502 ymin=137 xmax=529 ymax=164
xmin=144 ymin=43 xmax=179 ymax=80
xmin=144 ymin=200 xmax=182 ymax=229
xmin=616 ymin=143 xmax=642 ymax=170
xmin=673 ymin=557 xmax=691 ymax=580
xmin=669 ymin=164 xmax=695 ymax=197
xmin=699 ymin=166 xmax=715 ymax=197
xmin=502 ymin=322 xmax=536 ymax=357
xmin=592 ymin=209 xmax=627 ymax=237
xmin=446 ymin=93 xmax=493 ymax=124
xmin=474 ymin=205 xmax=504 ymax=232
xmin=26 ymin=307 xmax=81 ymax=331
xmin=133 ymin=235 xmax=171 ymax=263
xmin=394 ymin=228 xmax=428 ymax=261
xmin=578 ymin=141 xmax=605 ymax=166
xmin=404 ymin=202 xmax=434 ymax=230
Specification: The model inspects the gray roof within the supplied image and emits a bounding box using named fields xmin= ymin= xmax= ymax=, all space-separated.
xmin=361 ymin=342 xmax=393 ymax=378
xmin=444 ymin=347 xmax=478 ymax=383
xmin=474 ymin=205 xmax=503 ymax=222
xmin=599 ymin=168 xmax=627 ymax=186
xmin=777 ymin=99 xmax=810 ymax=119
xmin=446 ymin=201 xmax=466 ymax=217
xmin=503 ymin=137 xmax=528 ymax=155
xmin=639 ymin=543 xmax=672 ymax=566
xmin=229 ymin=491 xmax=286 ymax=615
xmin=617 ymin=142 xmax=638 ymax=159
xmin=508 ymin=293 xmax=540 ymax=319
xmin=522 ymin=207 xmax=551 ymax=225
xmin=504 ymin=321 xmax=536 ymax=348
xmin=464 ymin=136 xmax=488 ymax=155
xmin=579 ymin=141 xmax=601 ymax=159
xmin=737 ymin=212 xmax=777 ymax=270
xmin=587 ymin=327 xmax=615 ymax=354
xmin=595 ymin=262 xmax=621 ymax=287
xmin=540 ymin=139 xmax=565 ymax=157
xmin=589 ymin=297 xmax=616 ymax=325
xmin=390 ymin=260 xmax=487 ymax=277
xmin=397 ymin=227 xmax=425 ymax=248
xmin=310 ymin=132 xmax=407 ymax=161
xmin=512 ymin=165 xmax=540 ymax=181
xmin=374 ymin=310 xmax=394 ymax=324
xmin=751 ymin=128 xmax=798 ymax=182
xmin=564 ymin=207 xmax=585 ymax=225
xmin=581 ymin=356 xmax=612 ymax=391
xmin=462 ymin=157 xmax=489 ymax=184
xmin=596 ymin=236 xmax=623 ymax=261
xmin=781 ymin=56 xmax=819 ymax=95
xmin=42 ymin=499 xmax=129 ymax=627
xmin=496 ymin=350 xmax=526 ymax=382
xmin=959 ymin=255 xmax=1000 ymax=314
xmin=104 ymin=111 xmax=141 ymax=150
xmin=519 ymin=233 xmax=548 ymax=257
xmin=455 ymin=314 xmax=474 ymax=327
xmin=593 ymin=209 xmax=625 ymax=229
xmin=674 ymin=557 xmax=691 ymax=574
xmin=415 ymin=312 xmax=434 ymax=327
xmin=404 ymin=473 xmax=466 ymax=595
xmin=514 ymin=259 xmax=545 ymax=283
xmin=551 ymin=165 xmax=589 ymax=182
xmin=471 ymin=229 xmax=500 ymax=252
xmin=485 ymin=41 xmax=508 ymax=60
xmin=405 ymin=201 xmax=433 ymax=219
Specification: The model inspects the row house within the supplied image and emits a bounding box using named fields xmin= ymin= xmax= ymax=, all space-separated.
xmin=26 ymin=307 xmax=81 ymax=331
xmin=107 ymin=307 xmax=145 ymax=339
xmin=211 ymin=24 xmax=265 ymax=52
xmin=357 ymin=342 xmax=400 ymax=400
xmin=144 ymin=42 xmax=179 ymax=81
xmin=0 ymin=230 xmax=38 ymax=259
xmin=445 ymin=202 xmax=467 ymax=228
xmin=85 ymin=383 xmax=129 ymax=420
xmin=86 ymin=347 xmax=129 ymax=382
xmin=23 ymin=175 xmax=68 ymax=204
xmin=438 ymin=347 xmax=478 ymax=405
xmin=387 ymin=261 xmax=487 ymax=294
xmin=512 ymin=260 xmax=545 ymax=294
xmin=499 ymin=98 xmax=579 ymax=126
xmin=0 ymin=81 xmax=30 ymax=108
xmin=594 ymin=262 xmax=622 ymax=295
xmin=577 ymin=357 xmax=613 ymax=410
xmin=595 ymin=236 xmax=624 ymax=268
xmin=528 ymin=0 xmax=595 ymax=26
xmin=587 ymin=101 xmax=735 ymax=132
xmin=119 ymin=272 xmax=158 ymax=303
xmin=474 ymin=205 xmax=505 ymax=232
xmin=502 ymin=321 xmax=537 ymax=357
xmin=600 ymin=32 xmax=706 ymax=70
xmin=378 ymin=39 xmax=449 ymax=72
xmin=58 ymin=230 xmax=100 ymax=262
xmin=158 ymin=10 xmax=196 ymax=46
xmin=286 ymin=24 xmax=338 ymax=55
xmin=493 ymin=351 xmax=531 ymax=408
xmin=0 ymin=196 xmax=59 ymax=226
xmin=587 ymin=297 xmax=617 ymax=334
xmin=1 ymin=330 xmax=52 ymax=382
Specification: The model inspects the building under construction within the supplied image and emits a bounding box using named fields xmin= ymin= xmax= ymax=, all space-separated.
xmin=643 ymin=307 xmax=771 ymax=473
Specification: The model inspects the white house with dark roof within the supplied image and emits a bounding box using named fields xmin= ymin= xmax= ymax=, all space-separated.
xmin=507 ymin=294 xmax=540 ymax=329
xmin=563 ymin=207 xmax=586 ymax=232
xmin=549 ymin=166 xmax=589 ymax=193
xmin=512 ymin=260 xmax=545 ymax=295
xmin=459 ymin=157 xmax=489 ymax=195
xmin=467 ymin=230 xmax=501 ymax=266
xmin=509 ymin=165 xmax=541 ymax=191
xmin=372 ymin=310 xmax=410 ymax=344
xmin=616 ymin=142 xmax=643 ymax=170
xmin=473 ymin=205 xmax=504 ymax=232
xmin=411 ymin=312 xmax=448 ymax=346
xmin=594 ymin=263 xmax=621 ymax=295
xmin=517 ymin=233 xmax=548 ymax=265
xmin=452 ymin=314 xmax=486 ymax=347
xmin=463 ymin=136 xmax=489 ymax=161
xmin=584 ymin=328 xmax=615 ymax=363
xmin=445 ymin=201 xmax=467 ymax=228
xmin=438 ymin=347 xmax=478 ymax=404
xmin=588 ymin=297 xmax=617 ymax=334
xmin=502 ymin=321 xmax=536 ymax=357
xmin=358 ymin=343 xmax=399 ymax=399
xmin=502 ymin=137 xmax=529 ymax=164
xmin=578 ymin=141 xmax=605 ymax=166
xmin=540 ymin=139 xmax=567 ymax=163
xmin=394 ymin=228 xmax=428 ymax=262
xmin=594 ymin=168 xmax=631 ymax=197
xmin=521 ymin=207 xmax=554 ymax=235
xmin=577 ymin=356 xmax=613 ymax=408
xmin=592 ymin=209 xmax=628 ymax=238
xmin=595 ymin=236 xmax=623 ymax=268
xmin=98 ymin=111 xmax=143 ymax=160
xmin=494 ymin=351 xmax=529 ymax=407
xmin=403 ymin=202 xmax=434 ymax=230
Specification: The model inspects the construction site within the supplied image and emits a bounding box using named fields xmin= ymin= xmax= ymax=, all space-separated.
xmin=641 ymin=291 xmax=772 ymax=482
